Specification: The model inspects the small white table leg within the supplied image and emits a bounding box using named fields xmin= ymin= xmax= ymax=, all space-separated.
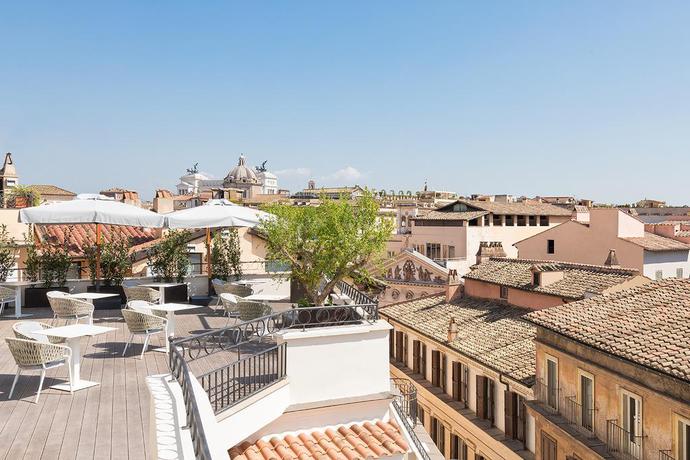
xmin=11 ymin=286 xmax=32 ymax=318
xmin=155 ymin=311 xmax=175 ymax=353
xmin=159 ymin=288 xmax=166 ymax=304
xmin=52 ymin=336 xmax=99 ymax=392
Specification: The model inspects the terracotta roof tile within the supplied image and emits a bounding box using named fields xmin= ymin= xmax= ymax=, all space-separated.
xmin=26 ymin=184 xmax=76 ymax=196
xmin=380 ymin=295 xmax=536 ymax=386
xmin=436 ymin=199 xmax=572 ymax=216
xmin=464 ymin=258 xmax=641 ymax=299
xmin=229 ymin=421 xmax=409 ymax=460
xmin=413 ymin=210 xmax=488 ymax=221
xmin=526 ymin=278 xmax=690 ymax=383
xmin=622 ymin=232 xmax=690 ymax=251
xmin=36 ymin=224 xmax=158 ymax=257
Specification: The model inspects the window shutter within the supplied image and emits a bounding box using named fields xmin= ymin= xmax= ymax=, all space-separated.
xmin=462 ymin=364 xmax=469 ymax=404
xmin=476 ymin=375 xmax=486 ymax=419
xmin=403 ymin=334 xmax=408 ymax=366
xmin=389 ymin=331 xmax=394 ymax=358
xmin=413 ymin=340 xmax=420 ymax=373
xmin=452 ymin=362 xmax=460 ymax=400
xmin=431 ymin=350 xmax=440 ymax=386
xmin=420 ymin=343 xmax=427 ymax=378
xmin=504 ymin=390 xmax=516 ymax=438
xmin=440 ymin=354 xmax=447 ymax=392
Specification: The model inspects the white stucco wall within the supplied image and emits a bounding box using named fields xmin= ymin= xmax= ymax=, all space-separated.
xmin=643 ymin=250 xmax=690 ymax=279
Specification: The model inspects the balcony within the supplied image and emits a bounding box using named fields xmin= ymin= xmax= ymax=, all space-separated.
xmin=533 ymin=378 xmax=560 ymax=413
xmin=562 ymin=395 xmax=596 ymax=436
xmin=606 ymin=419 xmax=644 ymax=460
xmin=659 ymin=451 xmax=675 ymax=460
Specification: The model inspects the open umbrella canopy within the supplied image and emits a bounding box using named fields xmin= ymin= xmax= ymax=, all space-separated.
xmin=19 ymin=194 xmax=165 ymax=228
xmin=165 ymin=199 xmax=270 ymax=229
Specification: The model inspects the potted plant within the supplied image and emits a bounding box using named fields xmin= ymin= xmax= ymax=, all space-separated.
xmin=260 ymin=191 xmax=391 ymax=325
xmin=146 ymin=230 xmax=191 ymax=302
xmin=9 ymin=185 xmax=41 ymax=208
xmin=85 ymin=234 xmax=133 ymax=307
xmin=0 ymin=225 xmax=18 ymax=282
xmin=211 ymin=229 xmax=243 ymax=281
xmin=24 ymin=237 xmax=71 ymax=308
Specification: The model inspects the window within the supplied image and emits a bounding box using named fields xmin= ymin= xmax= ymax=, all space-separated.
xmin=541 ymin=432 xmax=557 ymax=460
xmin=188 ymin=253 xmax=203 ymax=274
xmin=505 ymin=391 xmax=526 ymax=442
xmin=483 ymin=215 xmax=490 ymax=226
xmin=540 ymin=216 xmax=549 ymax=226
xmin=448 ymin=245 xmax=455 ymax=259
xmin=656 ymin=270 xmax=663 ymax=280
xmin=517 ymin=215 xmax=526 ymax=226
xmin=452 ymin=361 xmax=469 ymax=406
xmin=505 ymin=215 xmax=515 ymax=226
xmin=418 ymin=405 xmax=426 ymax=428
xmin=545 ymin=355 xmax=559 ymax=410
xmin=528 ymin=215 xmax=537 ymax=226
xmin=441 ymin=353 xmax=447 ymax=392
xmin=492 ymin=214 xmax=503 ymax=226
xmin=533 ymin=271 xmax=541 ymax=286
xmin=547 ymin=239 xmax=555 ymax=254
xmin=621 ymin=391 xmax=643 ymax=447
xmin=430 ymin=417 xmax=445 ymax=454
xmin=676 ymin=415 xmax=690 ymax=460
xmin=420 ymin=342 xmax=427 ymax=379
xmin=426 ymin=243 xmax=441 ymax=260
xmin=500 ymin=285 xmax=509 ymax=299
xmin=578 ymin=370 xmax=594 ymax=432
xmin=476 ymin=376 xmax=495 ymax=424
xmin=450 ymin=434 xmax=467 ymax=460
xmin=432 ymin=350 xmax=446 ymax=389
xmin=412 ymin=340 xmax=421 ymax=373
xmin=395 ymin=331 xmax=404 ymax=363
xmin=678 ymin=268 xmax=685 ymax=279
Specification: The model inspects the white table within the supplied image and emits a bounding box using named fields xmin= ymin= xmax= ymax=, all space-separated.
xmin=244 ymin=293 xmax=289 ymax=302
xmin=150 ymin=303 xmax=199 ymax=352
xmin=34 ymin=324 xmax=116 ymax=392
xmin=1 ymin=281 xmax=38 ymax=318
xmin=71 ymin=292 xmax=120 ymax=301
xmin=141 ymin=283 xmax=185 ymax=304
xmin=234 ymin=279 xmax=271 ymax=286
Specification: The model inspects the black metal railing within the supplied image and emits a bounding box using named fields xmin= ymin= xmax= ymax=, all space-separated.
xmin=336 ymin=280 xmax=376 ymax=305
xmin=169 ymin=344 xmax=213 ymax=460
xmin=659 ymin=450 xmax=675 ymax=460
xmin=563 ymin=395 xmax=596 ymax=435
xmin=606 ymin=419 xmax=644 ymax=460
xmin=533 ymin=378 xmax=560 ymax=413
xmin=199 ymin=343 xmax=287 ymax=414
xmin=390 ymin=378 xmax=429 ymax=460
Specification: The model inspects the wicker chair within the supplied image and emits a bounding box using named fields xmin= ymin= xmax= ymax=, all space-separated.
xmin=126 ymin=300 xmax=167 ymax=319
xmin=219 ymin=293 xmax=242 ymax=323
xmin=123 ymin=286 xmax=161 ymax=304
xmin=0 ymin=286 xmax=16 ymax=316
xmin=121 ymin=309 xmax=167 ymax=359
xmin=238 ymin=300 xmax=272 ymax=322
xmin=6 ymin=337 xmax=72 ymax=402
xmin=13 ymin=321 xmax=66 ymax=344
xmin=47 ymin=292 xmax=94 ymax=325
xmin=211 ymin=279 xmax=252 ymax=307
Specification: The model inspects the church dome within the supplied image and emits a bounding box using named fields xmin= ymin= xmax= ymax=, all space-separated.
xmin=225 ymin=155 xmax=259 ymax=184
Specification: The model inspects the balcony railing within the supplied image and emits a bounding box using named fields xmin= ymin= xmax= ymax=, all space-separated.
xmin=533 ymin=378 xmax=560 ymax=413
xmin=606 ymin=419 xmax=644 ymax=460
xmin=390 ymin=378 xmax=429 ymax=460
xmin=562 ymin=395 xmax=596 ymax=436
xmin=659 ymin=450 xmax=675 ymax=460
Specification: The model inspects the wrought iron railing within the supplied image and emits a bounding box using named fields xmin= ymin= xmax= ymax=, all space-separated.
xmin=168 ymin=344 xmax=213 ymax=460
xmin=606 ymin=419 xmax=644 ymax=460
xmin=563 ymin=395 xmax=596 ymax=435
xmin=336 ymin=280 xmax=376 ymax=305
xmin=659 ymin=450 xmax=675 ymax=460
xmin=199 ymin=343 xmax=287 ymax=414
xmin=390 ymin=378 xmax=429 ymax=460
xmin=533 ymin=378 xmax=561 ymax=413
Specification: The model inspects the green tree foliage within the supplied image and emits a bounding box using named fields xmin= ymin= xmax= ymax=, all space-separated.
xmin=85 ymin=231 xmax=133 ymax=286
xmin=0 ymin=225 xmax=17 ymax=282
xmin=24 ymin=232 xmax=40 ymax=282
xmin=147 ymin=230 xmax=191 ymax=283
xmin=260 ymin=191 xmax=392 ymax=305
xmin=211 ymin=228 xmax=243 ymax=281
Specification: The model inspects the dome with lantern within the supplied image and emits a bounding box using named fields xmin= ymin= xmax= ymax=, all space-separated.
xmin=224 ymin=154 xmax=260 ymax=185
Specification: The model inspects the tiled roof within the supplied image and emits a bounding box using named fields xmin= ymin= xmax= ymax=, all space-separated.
xmin=381 ymin=295 xmax=536 ymax=386
xmin=27 ymin=184 xmax=76 ymax=196
xmin=678 ymin=231 xmax=690 ymax=238
xmin=413 ymin=210 xmax=488 ymax=221
xmin=36 ymin=224 xmax=158 ymax=257
xmin=229 ymin=421 xmax=409 ymax=460
xmin=622 ymin=232 xmax=690 ymax=251
xmin=464 ymin=258 xmax=641 ymax=299
xmin=526 ymin=279 xmax=690 ymax=383
xmin=437 ymin=199 xmax=572 ymax=217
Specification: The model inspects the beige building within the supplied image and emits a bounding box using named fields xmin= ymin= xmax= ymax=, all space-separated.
xmin=525 ymin=279 xmax=690 ymax=460
xmin=515 ymin=208 xmax=690 ymax=280
xmin=378 ymin=249 xmax=451 ymax=306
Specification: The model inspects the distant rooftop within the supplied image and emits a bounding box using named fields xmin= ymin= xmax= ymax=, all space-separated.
xmin=27 ymin=184 xmax=76 ymax=196
xmin=622 ymin=232 xmax=690 ymax=251
xmin=433 ymin=199 xmax=572 ymax=217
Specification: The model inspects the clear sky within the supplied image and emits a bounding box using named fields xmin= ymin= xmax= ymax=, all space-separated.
xmin=1 ymin=1 xmax=689 ymax=204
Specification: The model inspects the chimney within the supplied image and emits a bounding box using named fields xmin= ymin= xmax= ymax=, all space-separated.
xmin=604 ymin=249 xmax=620 ymax=268
xmin=447 ymin=317 xmax=458 ymax=342
xmin=475 ymin=241 xmax=506 ymax=265
xmin=445 ymin=269 xmax=463 ymax=302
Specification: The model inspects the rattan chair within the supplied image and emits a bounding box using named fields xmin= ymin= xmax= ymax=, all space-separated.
xmin=123 ymin=286 xmax=161 ymax=304
xmin=0 ymin=286 xmax=16 ymax=316
xmin=47 ymin=291 xmax=94 ymax=325
xmin=6 ymin=337 xmax=72 ymax=402
xmin=219 ymin=293 xmax=243 ymax=325
xmin=126 ymin=300 xmax=167 ymax=319
xmin=13 ymin=321 xmax=66 ymax=344
xmin=211 ymin=279 xmax=252 ymax=307
xmin=121 ymin=309 xmax=167 ymax=359
xmin=237 ymin=300 xmax=272 ymax=322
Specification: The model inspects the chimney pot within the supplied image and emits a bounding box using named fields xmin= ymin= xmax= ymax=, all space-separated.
xmin=447 ymin=317 xmax=458 ymax=342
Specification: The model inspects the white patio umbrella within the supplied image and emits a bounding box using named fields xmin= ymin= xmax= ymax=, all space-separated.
xmin=19 ymin=194 xmax=166 ymax=281
xmin=164 ymin=199 xmax=271 ymax=279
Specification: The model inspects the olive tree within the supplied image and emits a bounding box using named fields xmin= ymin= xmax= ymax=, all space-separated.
xmin=260 ymin=192 xmax=392 ymax=305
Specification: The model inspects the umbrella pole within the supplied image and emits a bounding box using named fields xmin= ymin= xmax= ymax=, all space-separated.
xmin=206 ymin=228 xmax=212 ymax=295
xmin=96 ymin=223 xmax=102 ymax=289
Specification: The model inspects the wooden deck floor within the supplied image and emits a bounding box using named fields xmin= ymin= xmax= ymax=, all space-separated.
xmin=0 ymin=306 xmax=238 ymax=460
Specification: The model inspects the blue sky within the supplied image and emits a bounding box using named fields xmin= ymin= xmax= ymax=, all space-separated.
xmin=1 ymin=1 xmax=688 ymax=204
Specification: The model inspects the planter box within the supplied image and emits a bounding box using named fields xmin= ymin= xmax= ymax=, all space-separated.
xmin=150 ymin=283 xmax=189 ymax=303
xmin=25 ymin=286 xmax=69 ymax=308
xmin=86 ymin=285 xmax=125 ymax=309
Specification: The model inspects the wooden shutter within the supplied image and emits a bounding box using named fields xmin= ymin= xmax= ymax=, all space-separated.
xmin=462 ymin=364 xmax=469 ymax=404
xmin=440 ymin=354 xmax=447 ymax=392
xmin=431 ymin=350 xmax=440 ymax=387
xmin=403 ymin=334 xmax=408 ymax=366
xmin=476 ymin=375 xmax=486 ymax=419
xmin=487 ymin=379 xmax=495 ymax=424
xmin=452 ymin=362 xmax=461 ymax=400
xmin=420 ymin=343 xmax=427 ymax=378
xmin=389 ymin=331 xmax=394 ymax=358
xmin=395 ymin=331 xmax=404 ymax=362
xmin=412 ymin=340 xmax=420 ymax=373
xmin=504 ymin=390 xmax=516 ymax=438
